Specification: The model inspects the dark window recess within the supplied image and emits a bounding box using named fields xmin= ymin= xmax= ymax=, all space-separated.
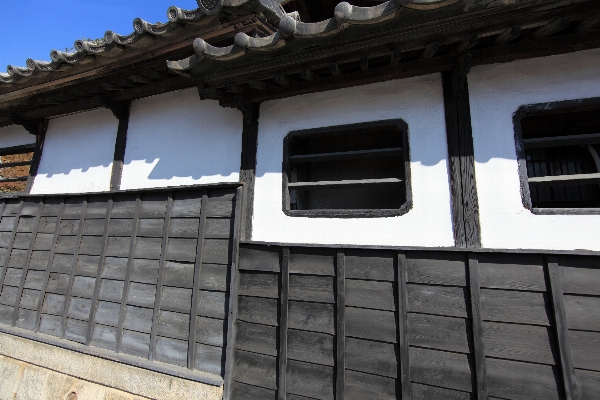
xmin=0 ymin=144 xmax=35 ymax=193
xmin=283 ymin=120 xmax=411 ymax=217
xmin=517 ymin=101 xmax=600 ymax=209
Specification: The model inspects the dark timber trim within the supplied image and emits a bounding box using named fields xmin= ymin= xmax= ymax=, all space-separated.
xmin=223 ymin=186 xmax=244 ymax=400
xmin=397 ymin=252 xmax=410 ymax=400
xmin=278 ymin=247 xmax=290 ymax=400
xmin=35 ymin=198 xmax=65 ymax=332
xmin=11 ymin=201 xmax=44 ymax=325
xmin=150 ymin=192 xmax=174 ymax=361
xmin=25 ymin=119 xmax=49 ymax=194
xmin=238 ymin=101 xmax=260 ymax=241
xmin=104 ymin=100 xmax=131 ymax=191
xmin=188 ymin=192 xmax=208 ymax=369
xmin=336 ymin=249 xmax=346 ymax=400
xmin=467 ymin=254 xmax=488 ymax=399
xmin=546 ymin=255 xmax=581 ymax=400
xmin=442 ymin=61 xmax=481 ymax=248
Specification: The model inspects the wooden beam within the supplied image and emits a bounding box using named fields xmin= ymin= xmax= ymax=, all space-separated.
xmin=248 ymin=79 xmax=268 ymax=90
xmin=577 ymin=14 xmax=600 ymax=32
xmin=25 ymin=119 xmax=48 ymax=194
xmin=456 ymin=34 xmax=479 ymax=53
xmin=336 ymin=249 xmax=346 ymax=400
xmin=329 ymin=63 xmax=341 ymax=76
xmin=467 ymin=254 xmax=488 ymax=400
xmin=108 ymin=101 xmax=131 ymax=191
xmin=0 ymin=201 xmax=24 ymax=292
xmin=494 ymin=26 xmax=522 ymax=46
xmin=278 ymin=247 xmax=290 ymax=400
xmin=397 ymin=252 xmax=410 ymax=400
xmin=238 ymin=103 xmax=260 ymax=241
xmin=533 ymin=18 xmax=570 ymax=39
xmin=422 ymin=42 xmax=439 ymax=59
xmin=275 ymin=74 xmax=289 ymax=86
xmin=546 ymin=256 xmax=581 ymax=400
xmin=300 ymin=69 xmax=316 ymax=81
xmin=391 ymin=49 xmax=402 ymax=66
xmin=360 ymin=57 xmax=369 ymax=71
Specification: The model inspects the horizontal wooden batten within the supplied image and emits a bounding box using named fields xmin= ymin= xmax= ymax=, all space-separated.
xmin=523 ymin=132 xmax=600 ymax=148
xmin=288 ymin=178 xmax=402 ymax=190
xmin=0 ymin=176 xmax=29 ymax=183
xmin=288 ymin=147 xmax=402 ymax=163
xmin=528 ymin=173 xmax=600 ymax=186
xmin=0 ymin=160 xmax=33 ymax=169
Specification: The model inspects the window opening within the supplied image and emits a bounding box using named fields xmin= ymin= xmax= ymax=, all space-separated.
xmin=0 ymin=144 xmax=35 ymax=193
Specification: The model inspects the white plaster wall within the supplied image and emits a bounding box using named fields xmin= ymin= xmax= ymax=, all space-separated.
xmin=120 ymin=88 xmax=242 ymax=190
xmin=0 ymin=125 xmax=35 ymax=148
xmin=252 ymin=74 xmax=454 ymax=247
xmin=469 ymin=48 xmax=600 ymax=251
xmin=30 ymin=108 xmax=118 ymax=194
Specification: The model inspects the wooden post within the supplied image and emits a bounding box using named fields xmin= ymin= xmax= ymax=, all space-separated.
xmin=336 ymin=249 xmax=346 ymax=400
xmin=467 ymin=254 xmax=488 ymax=399
xmin=25 ymin=119 xmax=48 ymax=194
xmin=102 ymin=99 xmax=131 ymax=191
xmin=238 ymin=102 xmax=260 ymax=241
xmin=278 ymin=247 xmax=290 ymax=400
xmin=397 ymin=252 xmax=410 ymax=400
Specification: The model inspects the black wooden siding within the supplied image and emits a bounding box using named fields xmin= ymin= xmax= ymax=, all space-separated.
xmin=0 ymin=185 xmax=240 ymax=380
xmin=228 ymin=244 xmax=600 ymax=400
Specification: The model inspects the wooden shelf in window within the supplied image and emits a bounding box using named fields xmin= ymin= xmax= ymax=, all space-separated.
xmin=528 ymin=173 xmax=600 ymax=186
xmin=288 ymin=178 xmax=403 ymax=190
xmin=288 ymin=147 xmax=402 ymax=163
xmin=523 ymin=132 xmax=600 ymax=148
xmin=0 ymin=161 xmax=32 ymax=169
xmin=0 ymin=176 xmax=29 ymax=183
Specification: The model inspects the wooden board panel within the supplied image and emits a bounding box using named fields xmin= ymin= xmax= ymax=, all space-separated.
xmin=0 ymin=303 xmax=12 ymax=324
xmin=168 ymin=218 xmax=200 ymax=238
xmin=84 ymin=197 xmax=109 ymax=219
xmin=28 ymin=251 xmax=50 ymax=270
xmin=40 ymin=200 xmax=61 ymax=217
xmin=345 ymin=337 xmax=397 ymax=378
xmin=157 ymin=310 xmax=190 ymax=340
xmin=101 ymin=257 xmax=127 ymax=280
xmin=2 ymin=201 xmax=21 ymax=217
xmin=137 ymin=219 xmax=165 ymax=238
xmin=239 ymin=272 xmax=279 ymax=299
xmin=166 ymin=238 xmax=197 ymax=263
xmin=94 ymin=301 xmax=120 ymax=327
xmin=160 ymin=286 xmax=192 ymax=312
xmin=107 ymin=219 xmax=134 ymax=237
xmin=206 ymin=199 xmax=234 ymax=218
xmin=407 ymin=251 xmax=466 ymax=286
xmin=16 ymin=217 xmax=35 ymax=232
xmin=121 ymin=329 xmax=150 ymax=359
xmin=91 ymin=324 xmax=117 ymax=351
xmin=0 ymin=285 xmax=18 ymax=305
xmin=134 ymin=237 xmax=162 ymax=260
xmin=130 ymin=259 xmax=159 ymax=285
xmin=98 ymin=279 xmax=125 ymax=303
xmin=20 ymin=202 xmax=39 ymax=217
xmin=0 ymin=217 xmax=17 ymax=232
xmin=564 ymin=294 xmax=600 ymax=331
xmin=38 ymin=313 xmax=62 ymax=337
xmin=61 ymin=201 xmax=84 ymax=220
xmin=408 ymin=313 xmax=470 ymax=354
xmin=411 ymin=383 xmax=472 ymax=400
xmin=154 ymin=336 xmax=188 ymax=367
xmin=0 ymin=232 xmax=13 ymax=246
xmin=45 ymin=273 xmax=70 ymax=294
xmin=76 ymin=255 xmax=100 ymax=277
xmin=58 ymin=220 xmax=80 ymax=236
xmin=105 ymin=237 xmax=131 ymax=258
xmin=36 ymin=217 xmax=57 ymax=234
xmin=82 ymin=219 xmax=105 ymax=236
xmin=126 ymin=282 xmax=156 ymax=308
xmin=480 ymin=289 xmax=551 ymax=326
xmin=233 ymin=349 xmax=278 ymax=390
xmin=32 ymin=233 xmax=55 ymax=251
xmin=407 ymin=284 xmax=469 ymax=318
xmin=16 ymin=308 xmax=37 ymax=330
xmin=123 ymin=305 xmax=153 ymax=334
xmin=289 ymin=248 xmax=335 ymax=276
xmin=288 ymin=329 xmax=334 ymax=367
xmin=346 ymin=279 xmax=395 ymax=311
xmin=110 ymin=197 xmax=137 ymax=219
xmin=7 ymin=249 xmax=28 ymax=268
xmin=576 ymin=369 xmax=600 ymax=400
xmin=231 ymin=381 xmax=276 ymax=400
xmin=13 ymin=232 xmax=33 ymax=250
xmin=345 ymin=249 xmax=395 ymax=282
xmin=138 ymin=194 xmax=167 ymax=218
xmin=70 ymin=276 xmax=96 ymax=298
xmin=346 ymin=307 xmax=396 ymax=343
xmin=483 ymin=321 xmax=557 ymax=365
xmin=204 ymin=218 xmax=232 ymax=239
xmin=570 ymin=330 xmax=600 ymax=372
xmin=286 ymin=359 xmax=334 ymax=400
xmin=196 ymin=290 xmax=227 ymax=319
xmin=24 ymin=270 xmax=45 ymax=290
xmin=345 ymin=369 xmax=397 ymax=400
xmin=194 ymin=343 xmax=225 ymax=376
xmin=239 ymin=246 xmax=280 ymax=272
xmin=238 ymin=296 xmax=278 ymax=326
xmin=199 ymin=263 xmax=228 ymax=292
xmin=486 ymin=358 xmax=560 ymax=400
xmin=162 ymin=261 xmax=194 ymax=288
xmin=51 ymin=254 xmax=73 ymax=274
xmin=289 ymin=275 xmax=335 ymax=304
xmin=409 ymin=347 xmax=473 ymax=393
xmin=171 ymin=195 xmax=202 ymax=218
xmin=478 ymin=255 xmax=546 ymax=292
xmin=4 ymin=268 xmax=23 ymax=286
xmin=195 ymin=316 xmax=227 ymax=347
xmin=560 ymin=262 xmax=600 ymax=296
xmin=41 ymin=293 xmax=65 ymax=315
xmin=203 ymin=239 xmax=231 ymax=265
xmin=289 ymin=301 xmax=334 ymax=334
xmin=67 ymin=297 xmax=92 ymax=320
xmin=19 ymin=288 xmax=41 ymax=310
xmin=64 ymin=318 xmax=88 ymax=343
xmin=235 ymin=321 xmax=277 ymax=356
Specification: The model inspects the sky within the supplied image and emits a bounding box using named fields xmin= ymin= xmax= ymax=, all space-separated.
xmin=0 ymin=0 xmax=199 ymax=68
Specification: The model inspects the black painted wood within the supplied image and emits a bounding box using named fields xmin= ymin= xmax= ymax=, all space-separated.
xmin=547 ymin=256 xmax=581 ymax=400
xmin=25 ymin=120 xmax=48 ymax=194
xmin=336 ymin=249 xmax=345 ymax=400
xmin=279 ymin=247 xmax=289 ymax=400
xmin=397 ymin=252 xmax=410 ymax=400
xmin=108 ymin=101 xmax=131 ymax=191
xmin=467 ymin=254 xmax=488 ymax=399
xmin=239 ymin=103 xmax=260 ymax=241
xmin=0 ymin=201 xmax=24 ymax=291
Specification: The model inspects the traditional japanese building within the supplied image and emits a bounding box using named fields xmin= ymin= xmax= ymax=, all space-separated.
xmin=0 ymin=0 xmax=599 ymax=399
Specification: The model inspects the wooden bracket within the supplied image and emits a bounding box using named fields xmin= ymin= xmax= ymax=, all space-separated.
xmin=99 ymin=97 xmax=131 ymax=120
xmin=451 ymin=53 xmax=472 ymax=99
xmin=8 ymin=115 xmax=42 ymax=136
xmin=234 ymin=95 xmax=256 ymax=126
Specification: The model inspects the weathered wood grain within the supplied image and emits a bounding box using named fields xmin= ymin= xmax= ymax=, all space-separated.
xmin=233 ymin=349 xmax=278 ymax=390
xmin=196 ymin=316 xmax=227 ymax=347
xmin=407 ymin=252 xmax=467 ymax=286
xmin=483 ymin=321 xmax=557 ymax=365
xmin=98 ymin=279 xmax=125 ymax=303
xmin=27 ymin=251 xmax=49 ymax=271
xmin=75 ymin=255 xmax=100 ymax=277
xmin=486 ymin=358 xmax=560 ymax=400
xmin=64 ymin=317 xmax=88 ymax=343
xmin=345 ymin=249 xmax=395 ymax=281
xmin=239 ymin=246 xmax=280 ymax=272
xmin=289 ymin=248 xmax=335 ymax=276
xmin=196 ymin=290 xmax=227 ymax=319
xmin=107 ymin=219 xmax=134 ymax=237
xmin=32 ymin=233 xmax=54 ymax=251
xmin=110 ymin=197 xmax=137 ymax=219
xmin=7 ymin=249 xmax=28 ymax=268
xmin=238 ymin=296 xmax=278 ymax=326
xmin=157 ymin=310 xmax=190 ymax=340
xmin=70 ymin=276 xmax=96 ymax=298
xmin=12 ymin=232 xmax=33 ymax=250
xmin=289 ymin=301 xmax=334 ymax=334
xmin=154 ymin=336 xmax=188 ymax=367
xmin=82 ymin=219 xmax=105 ymax=236
xmin=478 ymin=254 xmax=546 ymax=292
xmin=126 ymin=282 xmax=156 ymax=308
xmin=345 ymin=337 xmax=397 ymax=378
xmin=199 ymin=263 xmax=228 ymax=292
xmin=480 ymin=289 xmax=552 ymax=326
xmin=409 ymin=347 xmax=473 ymax=393
xmin=138 ymin=194 xmax=167 ymax=218
xmin=168 ymin=218 xmax=200 ymax=238
xmin=345 ymin=369 xmax=397 ymax=400
xmin=45 ymin=273 xmax=70 ymax=294
xmin=91 ymin=323 xmax=118 ymax=351
xmin=203 ymin=239 xmax=231 ymax=265
xmin=16 ymin=218 xmax=35 ymax=233
xmin=162 ymin=261 xmax=194 ymax=288
xmin=286 ymin=359 xmax=334 ymax=400
xmin=288 ymin=329 xmax=334 ymax=367
xmin=121 ymin=329 xmax=150 ymax=358
xmin=41 ymin=293 xmax=65 ymax=315
xmin=569 ymin=330 xmax=600 ymax=372
xmin=560 ymin=262 xmax=600 ymax=296
xmin=67 ymin=297 xmax=92 ymax=320
xmin=346 ymin=279 xmax=395 ymax=311
xmin=84 ymin=197 xmax=109 ymax=219
xmin=206 ymin=199 xmax=234 ymax=218
xmin=289 ymin=275 xmax=334 ymax=304
xmin=407 ymin=284 xmax=469 ymax=318
xmin=576 ymin=369 xmax=600 ymax=400
xmin=123 ymin=305 xmax=153 ymax=334
xmin=24 ymin=270 xmax=45 ymax=290
xmin=130 ymin=258 xmax=159 ymax=284
xmin=346 ymin=307 xmax=396 ymax=343
xmin=336 ymin=249 xmax=345 ymax=400
xmin=159 ymin=286 xmax=192 ymax=313
xmin=408 ymin=313 xmax=470 ymax=353
xmin=51 ymin=254 xmax=73 ymax=274
xmin=239 ymin=272 xmax=279 ymax=298
xmin=3 ymin=268 xmax=23 ymax=287
xmin=195 ymin=343 xmax=225 ymax=376
xmin=101 ymin=257 xmax=127 ymax=280
xmin=235 ymin=321 xmax=277 ymax=356
xmin=0 ymin=303 xmax=12 ymax=324
xmin=231 ymin=381 xmax=276 ymax=400
xmin=105 ymin=236 xmax=131 ymax=258
xmin=133 ymin=237 xmax=162 ymax=260
xmin=94 ymin=301 xmax=120 ymax=327
xmin=166 ymin=238 xmax=197 ymax=262
xmin=19 ymin=288 xmax=41 ymax=310
xmin=38 ymin=313 xmax=62 ymax=337
xmin=410 ymin=383 xmax=472 ymax=400
xmin=0 ymin=217 xmax=17 ymax=232
xmin=58 ymin=220 xmax=80 ymax=236
xmin=137 ymin=219 xmax=165 ymax=238
xmin=0 ymin=285 xmax=18 ymax=305
xmin=171 ymin=194 xmax=202 ymax=218
xmin=36 ymin=217 xmax=57 ymax=234
xmin=15 ymin=308 xmax=37 ymax=330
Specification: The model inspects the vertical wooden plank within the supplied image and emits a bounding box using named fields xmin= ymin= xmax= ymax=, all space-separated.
xmin=223 ymin=186 xmax=244 ymax=400
xmin=188 ymin=192 xmax=208 ymax=369
xmin=336 ymin=249 xmax=346 ymax=400
xmin=85 ymin=198 xmax=113 ymax=344
xmin=0 ymin=200 xmax=24 ymax=290
xmin=149 ymin=192 xmax=173 ymax=361
xmin=60 ymin=198 xmax=87 ymax=338
xmin=109 ymin=103 xmax=131 ymax=191
xmin=468 ymin=253 xmax=488 ymax=399
xmin=278 ymin=247 xmax=290 ymax=400
xmin=238 ymin=103 xmax=260 ymax=241
xmin=35 ymin=198 xmax=65 ymax=331
xmin=547 ymin=255 xmax=580 ymax=400
xmin=12 ymin=200 xmax=44 ymax=325
xmin=25 ymin=119 xmax=48 ymax=194
xmin=397 ymin=252 xmax=410 ymax=400
xmin=116 ymin=195 xmax=142 ymax=352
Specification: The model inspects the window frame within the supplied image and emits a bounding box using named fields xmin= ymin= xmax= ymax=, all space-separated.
xmin=282 ymin=119 xmax=412 ymax=218
xmin=513 ymin=96 xmax=600 ymax=215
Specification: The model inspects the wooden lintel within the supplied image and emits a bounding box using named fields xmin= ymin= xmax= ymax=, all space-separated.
xmin=8 ymin=114 xmax=41 ymax=136
xmin=99 ymin=97 xmax=131 ymax=121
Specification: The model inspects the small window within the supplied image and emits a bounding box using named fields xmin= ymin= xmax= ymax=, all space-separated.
xmin=514 ymin=98 xmax=600 ymax=213
xmin=0 ymin=144 xmax=35 ymax=193
xmin=283 ymin=120 xmax=411 ymax=218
